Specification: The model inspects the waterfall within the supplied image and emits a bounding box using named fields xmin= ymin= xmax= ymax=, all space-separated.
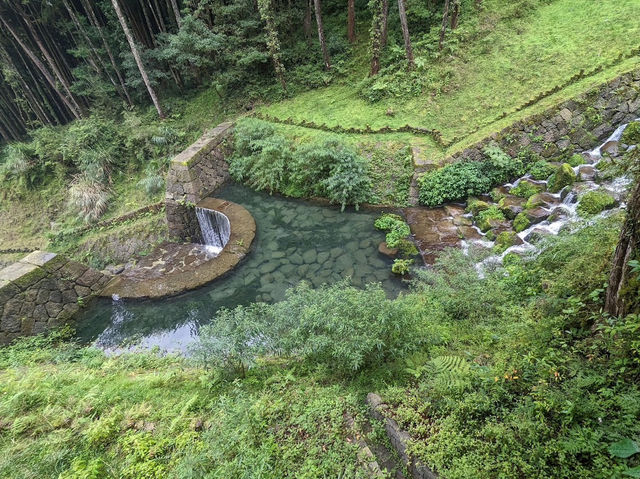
xmin=195 ymin=207 xmax=231 ymax=254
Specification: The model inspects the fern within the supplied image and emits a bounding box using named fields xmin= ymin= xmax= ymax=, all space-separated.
xmin=428 ymin=355 xmax=471 ymax=390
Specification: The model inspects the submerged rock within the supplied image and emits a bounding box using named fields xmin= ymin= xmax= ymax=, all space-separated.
xmin=378 ymin=242 xmax=399 ymax=258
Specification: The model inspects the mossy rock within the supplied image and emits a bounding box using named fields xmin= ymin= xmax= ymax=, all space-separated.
xmin=548 ymin=163 xmax=576 ymax=193
xmin=577 ymin=190 xmax=617 ymax=216
xmin=466 ymin=198 xmax=490 ymax=215
xmin=513 ymin=212 xmax=531 ymax=233
xmin=621 ymin=121 xmax=640 ymax=145
xmin=510 ymin=180 xmax=544 ymax=199
xmin=494 ymin=231 xmax=520 ymax=254
xmin=498 ymin=196 xmax=525 ymax=220
xmin=476 ymin=206 xmax=505 ymax=232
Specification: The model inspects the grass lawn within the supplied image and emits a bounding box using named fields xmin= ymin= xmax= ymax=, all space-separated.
xmin=259 ymin=0 xmax=640 ymax=159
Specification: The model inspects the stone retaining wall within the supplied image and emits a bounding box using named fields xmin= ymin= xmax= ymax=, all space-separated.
xmin=446 ymin=69 xmax=640 ymax=165
xmin=367 ymin=393 xmax=438 ymax=479
xmin=0 ymin=251 xmax=110 ymax=346
xmin=165 ymin=122 xmax=234 ymax=241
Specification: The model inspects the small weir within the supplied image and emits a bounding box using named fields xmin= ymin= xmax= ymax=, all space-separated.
xmin=195 ymin=207 xmax=231 ymax=254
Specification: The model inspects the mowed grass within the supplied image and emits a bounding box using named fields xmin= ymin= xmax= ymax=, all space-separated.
xmin=260 ymin=0 xmax=640 ymax=148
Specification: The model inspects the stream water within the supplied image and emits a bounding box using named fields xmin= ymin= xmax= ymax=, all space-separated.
xmin=75 ymin=184 xmax=405 ymax=353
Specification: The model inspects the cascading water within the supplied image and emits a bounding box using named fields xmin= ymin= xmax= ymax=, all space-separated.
xmin=471 ymin=119 xmax=638 ymax=276
xmin=195 ymin=207 xmax=231 ymax=255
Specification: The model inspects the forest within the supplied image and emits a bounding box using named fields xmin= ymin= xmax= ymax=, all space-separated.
xmin=1 ymin=0 xmax=640 ymax=477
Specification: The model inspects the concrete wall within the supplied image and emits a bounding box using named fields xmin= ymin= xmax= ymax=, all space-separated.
xmin=446 ymin=69 xmax=640 ymax=164
xmin=165 ymin=122 xmax=234 ymax=241
xmin=0 ymin=251 xmax=110 ymax=346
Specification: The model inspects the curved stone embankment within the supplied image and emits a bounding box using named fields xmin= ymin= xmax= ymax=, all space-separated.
xmin=101 ymin=199 xmax=255 ymax=299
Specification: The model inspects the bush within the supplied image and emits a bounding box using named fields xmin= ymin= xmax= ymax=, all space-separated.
xmin=419 ymin=145 xmax=524 ymax=207
xmin=510 ymin=180 xmax=543 ymax=199
xmin=476 ymin=205 xmax=505 ymax=232
xmin=528 ymin=160 xmax=555 ymax=181
xmin=375 ymin=213 xmax=411 ymax=247
xmin=193 ymin=280 xmax=425 ymax=374
xmin=231 ymin=120 xmax=371 ymax=210
xmin=577 ymin=190 xmax=616 ymax=216
xmin=68 ymin=176 xmax=111 ymax=223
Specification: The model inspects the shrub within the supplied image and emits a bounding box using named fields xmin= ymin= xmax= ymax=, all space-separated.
xmin=231 ymin=120 xmax=371 ymax=209
xmin=137 ymin=174 xmax=165 ymax=197
xmin=68 ymin=176 xmax=111 ymax=222
xmin=392 ymin=258 xmax=413 ymax=275
xmin=528 ymin=160 xmax=556 ymax=181
xmin=419 ymin=146 xmax=524 ymax=207
xmin=375 ymin=213 xmax=410 ymax=247
xmin=567 ymin=153 xmax=585 ymax=167
xmin=577 ymin=190 xmax=616 ymax=216
xmin=510 ymin=180 xmax=543 ymax=199
xmin=622 ymin=121 xmax=640 ymax=145
xmin=193 ymin=281 xmax=425 ymax=374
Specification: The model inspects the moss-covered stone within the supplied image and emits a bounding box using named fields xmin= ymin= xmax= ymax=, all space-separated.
xmin=513 ymin=212 xmax=531 ymax=233
xmin=498 ymin=196 xmax=525 ymax=219
xmin=577 ymin=190 xmax=617 ymax=216
xmin=567 ymin=154 xmax=586 ymax=167
xmin=548 ymin=163 xmax=576 ymax=193
xmin=466 ymin=198 xmax=490 ymax=215
xmin=621 ymin=121 xmax=640 ymax=145
xmin=476 ymin=206 xmax=506 ymax=232
xmin=510 ymin=180 xmax=544 ymax=199
xmin=494 ymin=231 xmax=519 ymax=254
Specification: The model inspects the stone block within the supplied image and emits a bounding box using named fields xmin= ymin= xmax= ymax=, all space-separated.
xmin=20 ymin=251 xmax=57 ymax=267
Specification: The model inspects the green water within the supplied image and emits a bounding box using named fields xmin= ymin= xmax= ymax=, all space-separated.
xmin=75 ymin=183 xmax=405 ymax=353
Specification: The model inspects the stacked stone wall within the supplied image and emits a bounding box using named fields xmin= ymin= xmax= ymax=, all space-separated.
xmin=446 ymin=69 xmax=640 ymax=164
xmin=165 ymin=122 xmax=234 ymax=241
xmin=0 ymin=251 xmax=110 ymax=345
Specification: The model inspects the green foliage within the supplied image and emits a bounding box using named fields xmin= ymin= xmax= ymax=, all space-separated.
xmin=510 ymin=180 xmax=543 ymax=199
xmin=392 ymin=258 xmax=413 ymax=275
xmin=548 ymin=162 xmax=577 ymax=193
xmin=608 ymin=439 xmax=640 ymax=459
xmin=476 ymin=205 xmax=506 ymax=232
xmin=622 ymin=121 xmax=640 ymax=145
xmin=528 ymin=160 xmax=556 ymax=180
xmin=494 ymin=231 xmax=519 ymax=253
xmin=577 ymin=190 xmax=617 ymax=216
xmin=68 ymin=177 xmax=111 ymax=223
xmin=567 ymin=153 xmax=586 ymax=167
xmin=513 ymin=211 xmax=531 ymax=233
xmin=194 ymin=280 xmax=426 ymax=374
xmin=419 ymin=145 xmax=525 ymax=207
xmin=375 ymin=213 xmax=411 ymax=247
xmin=231 ymin=120 xmax=371 ymax=210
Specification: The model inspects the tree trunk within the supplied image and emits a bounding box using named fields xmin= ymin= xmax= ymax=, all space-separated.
xmin=450 ymin=0 xmax=460 ymax=29
xmin=439 ymin=0 xmax=450 ymax=51
xmin=257 ymin=0 xmax=287 ymax=91
xmin=304 ymin=0 xmax=313 ymax=41
xmin=381 ymin=0 xmax=389 ymax=47
xmin=170 ymin=0 xmax=182 ymax=28
xmin=397 ymin=0 xmax=414 ymax=68
xmin=111 ymin=0 xmax=165 ymax=118
xmin=313 ymin=0 xmax=331 ymax=70
xmin=347 ymin=0 xmax=356 ymax=43
xmin=369 ymin=0 xmax=384 ymax=76
xmin=605 ymin=178 xmax=640 ymax=317
xmin=81 ymin=0 xmax=133 ymax=106
xmin=0 ymin=15 xmax=81 ymax=120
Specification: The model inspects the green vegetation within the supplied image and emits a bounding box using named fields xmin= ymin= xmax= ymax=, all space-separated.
xmin=578 ymin=190 xmax=617 ymax=216
xmin=3 ymin=214 xmax=640 ymax=478
xmin=548 ymin=162 xmax=577 ymax=193
xmin=514 ymin=211 xmax=531 ymax=233
xmin=374 ymin=213 xmax=410 ymax=248
xmin=229 ymin=119 xmax=371 ymax=210
xmin=419 ymin=144 xmax=528 ymax=206
xmin=510 ymin=179 xmax=544 ymax=199
xmin=529 ymin=160 xmax=556 ymax=180
xmin=476 ymin=205 xmax=506 ymax=232
xmin=622 ymin=121 xmax=640 ymax=145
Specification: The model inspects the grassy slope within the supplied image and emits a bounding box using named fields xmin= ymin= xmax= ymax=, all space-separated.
xmin=0 ymin=334 xmax=396 ymax=479
xmin=260 ymin=0 xmax=640 ymax=160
